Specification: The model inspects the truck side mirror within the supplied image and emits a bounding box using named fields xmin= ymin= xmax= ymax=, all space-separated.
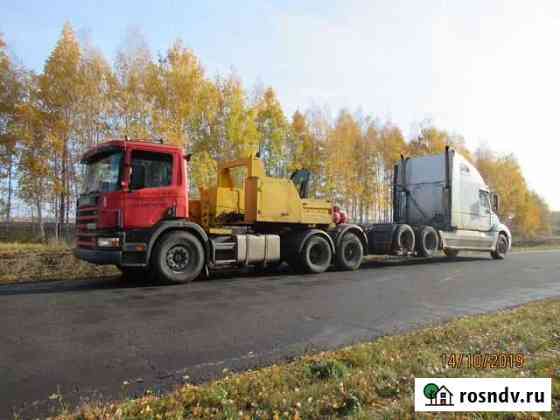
xmin=130 ymin=164 xmax=146 ymax=190
xmin=491 ymin=193 xmax=499 ymax=213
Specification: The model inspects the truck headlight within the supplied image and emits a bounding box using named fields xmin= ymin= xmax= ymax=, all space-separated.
xmin=97 ymin=237 xmax=120 ymax=248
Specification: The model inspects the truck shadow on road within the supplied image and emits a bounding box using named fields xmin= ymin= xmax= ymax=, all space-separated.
xmin=360 ymin=255 xmax=490 ymax=270
xmin=0 ymin=255 xmax=489 ymax=297
xmin=0 ymin=275 xmax=152 ymax=296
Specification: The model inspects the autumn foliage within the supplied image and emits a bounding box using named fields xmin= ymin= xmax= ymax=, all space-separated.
xmin=0 ymin=24 xmax=551 ymax=240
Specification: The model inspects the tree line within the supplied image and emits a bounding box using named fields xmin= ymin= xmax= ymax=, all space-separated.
xmin=0 ymin=23 xmax=552 ymax=240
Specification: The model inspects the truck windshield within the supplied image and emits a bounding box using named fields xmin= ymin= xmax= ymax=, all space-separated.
xmin=81 ymin=151 xmax=123 ymax=194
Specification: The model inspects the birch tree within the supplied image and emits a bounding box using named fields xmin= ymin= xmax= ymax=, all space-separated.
xmin=0 ymin=34 xmax=23 ymax=222
xmin=39 ymin=22 xmax=83 ymax=234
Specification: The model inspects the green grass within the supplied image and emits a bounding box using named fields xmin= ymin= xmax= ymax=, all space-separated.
xmin=54 ymin=298 xmax=560 ymax=419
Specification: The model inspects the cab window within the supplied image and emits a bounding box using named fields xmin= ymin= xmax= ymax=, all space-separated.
xmin=131 ymin=150 xmax=173 ymax=188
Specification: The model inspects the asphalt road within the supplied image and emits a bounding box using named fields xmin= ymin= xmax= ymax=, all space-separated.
xmin=1 ymin=250 xmax=560 ymax=418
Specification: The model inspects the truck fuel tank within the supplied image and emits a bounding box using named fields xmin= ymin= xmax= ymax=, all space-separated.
xmin=236 ymin=234 xmax=281 ymax=265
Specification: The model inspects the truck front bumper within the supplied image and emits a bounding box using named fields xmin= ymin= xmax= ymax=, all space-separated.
xmin=73 ymin=247 xmax=122 ymax=266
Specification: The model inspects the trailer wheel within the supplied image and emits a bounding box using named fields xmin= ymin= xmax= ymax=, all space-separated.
xmin=443 ymin=248 xmax=460 ymax=258
xmin=335 ymin=232 xmax=363 ymax=270
xmin=415 ymin=226 xmax=439 ymax=257
xmin=491 ymin=233 xmax=508 ymax=260
xmin=153 ymin=231 xmax=205 ymax=283
xmin=299 ymin=235 xmax=332 ymax=274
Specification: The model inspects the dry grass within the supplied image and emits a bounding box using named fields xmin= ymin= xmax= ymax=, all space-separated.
xmin=512 ymin=237 xmax=560 ymax=252
xmin=53 ymin=298 xmax=560 ymax=419
xmin=0 ymin=241 xmax=68 ymax=254
xmin=0 ymin=243 xmax=118 ymax=284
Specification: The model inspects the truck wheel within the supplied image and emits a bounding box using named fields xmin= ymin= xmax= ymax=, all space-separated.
xmin=335 ymin=232 xmax=363 ymax=270
xmin=153 ymin=231 xmax=205 ymax=283
xmin=299 ymin=235 xmax=332 ymax=274
xmin=394 ymin=224 xmax=415 ymax=255
xmin=443 ymin=248 xmax=460 ymax=258
xmin=415 ymin=226 xmax=439 ymax=257
xmin=491 ymin=233 xmax=508 ymax=260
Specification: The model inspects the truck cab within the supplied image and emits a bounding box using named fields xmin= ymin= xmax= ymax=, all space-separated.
xmin=75 ymin=139 xmax=188 ymax=268
xmin=393 ymin=147 xmax=511 ymax=258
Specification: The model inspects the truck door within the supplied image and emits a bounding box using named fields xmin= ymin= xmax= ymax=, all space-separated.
xmin=478 ymin=190 xmax=492 ymax=231
xmin=125 ymin=149 xmax=176 ymax=229
xmin=475 ymin=189 xmax=495 ymax=247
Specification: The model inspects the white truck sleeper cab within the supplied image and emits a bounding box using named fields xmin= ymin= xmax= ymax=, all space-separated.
xmin=394 ymin=148 xmax=511 ymax=259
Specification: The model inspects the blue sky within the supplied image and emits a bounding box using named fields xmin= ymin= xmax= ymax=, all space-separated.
xmin=2 ymin=0 xmax=559 ymax=210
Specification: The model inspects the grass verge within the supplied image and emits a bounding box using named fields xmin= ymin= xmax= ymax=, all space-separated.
xmin=0 ymin=241 xmax=68 ymax=254
xmin=55 ymin=298 xmax=560 ymax=419
xmin=512 ymin=237 xmax=560 ymax=251
xmin=512 ymin=245 xmax=560 ymax=252
xmin=0 ymin=242 xmax=117 ymax=284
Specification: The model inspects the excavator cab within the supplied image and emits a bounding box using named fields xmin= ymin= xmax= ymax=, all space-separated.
xmin=290 ymin=169 xmax=311 ymax=199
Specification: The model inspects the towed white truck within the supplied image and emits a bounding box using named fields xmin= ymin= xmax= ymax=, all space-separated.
xmin=364 ymin=146 xmax=512 ymax=260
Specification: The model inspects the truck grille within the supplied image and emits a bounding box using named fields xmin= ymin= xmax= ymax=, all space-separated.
xmin=76 ymin=206 xmax=98 ymax=248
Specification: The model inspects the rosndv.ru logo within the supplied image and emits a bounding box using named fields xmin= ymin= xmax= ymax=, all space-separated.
xmin=457 ymin=386 xmax=545 ymax=404
xmin=415 ymin=378 xmax=551 ymax=412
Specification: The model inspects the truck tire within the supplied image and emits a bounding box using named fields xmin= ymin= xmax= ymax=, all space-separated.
xmin=415 ymin=226 xmax=439 ymax=257
xmin=335 ymin=232 xmax=363 ymax=270
xmin=152 ymin=231 xmax=205 ymax=283
xmin=443 ymin=248 xmax=460 ymax=258
xmin=298 ymin=235 xmax=332 ymax=274
xmin=394 ymin=224 xmax=415 ymax=255
xmin=491 ymin=233 xmax=508 ymax=260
